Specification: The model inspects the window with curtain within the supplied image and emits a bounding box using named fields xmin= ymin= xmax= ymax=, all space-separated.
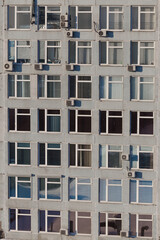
xmin=130 ymin=214 xmax=152 ymax=238
xmin=9 ymin=209 xmax=31 ymax=231
xmin=70 ymin=144 xmax=92 ymax=167
xmin=69 ymin=211 xmax=91 ymax=235
xmin=9 ymin=142 xmax=30 ymax=165
xmin=38 ymin=109 xmax=61 ymax=132
xmin=99 ymin=179 xmax=122 ymax=202
xmin=69 ymin=6 xmax=92 ymax=29
xmin=38 ymin=75 xmax=61 ymax=98
xmin=69 ymin=41 xmax=92 ymax=64
xmin=9 ymin=176 xmax=31 ymax=198
xmin=100 ymin=76 xmax=123 ymax=100
xmin=130 ymin=180 xmax=152 ymax=203
xmin=99 ymin=145 xmax=122 ymax=168
xmin=69 ymin=75 xmax=91 ymax=99
xmin=39 ymin=143 xmax=61 ymax=166
xmin=38 ymin=41 xmax=61 ymax=64
xmin=8 ymin=40 xmax=31 ymax=63
xmin=39 ymin=210 xmax=61 ymax=232
xmin=69 ymin=178 xmax=91 ymax=201
xmin=39 ymin=177 xmax=61 ymax=200
xmin=99 ymin=213 xmax=122 ymax=236
xmin=8 ymin=75 xmax=30 ymax=98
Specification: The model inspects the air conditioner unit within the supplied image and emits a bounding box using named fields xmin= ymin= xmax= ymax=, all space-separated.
xmin=66 ymin=64 xmax=74 ymax=71
xmin=99 ymin=30 xmax=106 ymax=37
xmin=61 ymin=15 xmax=68 ymax=22
xmin=128 ymin=65 xmax=136 ymax=72
xmin=34 ymin=63 xmax=43 ymax=70
xmin=120 ymin=231 xmax=129 ymax=237
xmin=66 ymin=100 xmax=74 ymax=107
xmin=61 ymin=21 xmax=68 ymax=28
xmin=60 ymin=229 xmax=68 ymax=235
xmin=128 ymin=171 xmax=135 ymax=178
xmin=4 ymin=62 xmax=13 ymax=71
xmin=121 ymin=153 xmax=129 ymax=161
xmin=67 ymin=31 xmax=73 ymax=37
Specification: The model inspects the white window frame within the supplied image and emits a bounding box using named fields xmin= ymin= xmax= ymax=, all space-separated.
xmin=38 ymin=75 xmax=61 ymax=99
xmin=39 ymin=143 xmax=61 ymax=167
xmin=69 ymin=41 xmax=92 ymax=65
xmin=38 ymin=6 xmax=61 ymax=30
xmin=130 ymin=180 xmax=153 ymax=204
xmin=70 ymin=144 xmax=92 ymax=168
xmin=39 ymin=109 xmax=61 ymax=133
xmin=69 ymin=109 xmax=92 ymax=134
xmin=100 ymin=179 xmax=122 ymax=203
xmin=39 ymin=177 xmax=61 ymax=200
xmin=132 ymin=6 xmax=155 ymax=31
xmin=70 ymin=211 xmax=91 ymax=236
xmin=99 ymin=76 xmax=123 ymax=100
xmin=9 ymin=208 xmax=31 ymax=232
xmin=69 ymin=6 xmax=92 ymax=30
xmin=8 ymin=6 xmax=31 ymax=30
xmin=131 ymin=111 xmax=154 ymax=136
xmin=39 ymin=210 xmax=61 ymax=233
xmin=8 ymin=75 xmax=30 ymax=99
xmin=39 ymin=40 xmax=61 ymax=64
xmin=69 ymin=177 xmax=92 ymax=202
xmin=131 ymin=41 xmax=155 ymax=66
xmin=99 ymin=145 xmax=122 ymax=169
xmin=130 ymin=76 xmax=154 ymax=101
xmin=69 ymin=75 xmax=92 ymax=99
xmin=9 ymin=142 xmax=31 ymax=166
xmin=9 ymin=108 xmax=31 ymax=132
xmin=9 ymin=176 xmax=31 ymax=199
xmin=99 ymin=212 xmax=122 ymax=236
xmin=100 ymin=6 xmax=123 ymax=31
xmin=131 ymin=145 xmax=153 ymax=170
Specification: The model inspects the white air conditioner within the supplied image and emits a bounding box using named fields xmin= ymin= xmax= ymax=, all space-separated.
xmin=66 ymin=100 xmax=74 ymax=107
xmin=66 ymin=64 xmax=74 ymax=71
xmin=121 ymin=153 xmax=129 ymax=161
xmin=61 ymin=15 xmax=68 ymax=22
xmin=60 ymin=229 xmax=68 ymax=235
xmin=128 ymin=171 xmax=135 ymax=178
xmin=34 ymin=63 xmax=43 ymax=70
xmin=67 ymin=31 xmax=73 ymax=37
xmin=128 ymin=65 xmax=136 ymax=72
xmin=4 ymin=62 xmax=13 ymax=71
xmin=99 ymin=30 xmax=106 ymax=36
xmin=120 ymin=231 xmax=129 ymax=237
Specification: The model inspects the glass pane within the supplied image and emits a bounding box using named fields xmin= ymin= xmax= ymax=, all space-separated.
xmin=17 ymin=47 xmax=31 ymax=63
xmin=18 ymin=182 xmax=31 ymax=198
xmin=38 ymin=75 xmax=45 ymax=97
xmin=18 ymin=215 xmax=31 ymax=231
xmin=47 ymin=116 xmax=60 ymax=132
xmin=108 ymin=219 xmax=121 ymax=235
xmin=108 ymin=48 xmax=123 ymax=64
xmin=78 ymin=116 xmax=91 ymax=133
xmin=140 ymin=84 xmax=153 ymax=100
xmin=47 ymin=13 xmax=60 ymax=29
xmin=138 ymin=220 xmax=152 ymax=237
xmin=78 ymin=13 xmax=91 ymax=29
xmin=141 ymin=13 xmax=155 ymax=30
xmin=39 ymin=210 xmax=45 ymax=231
xmin=78 ymin=82 xmax=91 ymax=98
xmin=109 ymin=13 xmax=123 ymax=29
xmin=131 ymin=42 xmax=138 ymax=64
xmin=139 ymin=119 xmax=153 ymax=135
xmin=47 ymin=217 xmax=60 ymax=232
xmin=130 ymin=77 xmax=138 ymax=100
xmin=39 ymin=41 xmax=45 ymax=63
xmin=100 ymin=7 xmax=107 ymax=29
xmin=47 ymin=149 xmax=61 ymax=165
xmin=70 ymin=7 xmax=76 ymax=28
xmin=17 ymin=81 xmax=30 ymax=97
xmin=8 ymin=41 xmax=15 ymax=61
xmin=9 ymin=143 xmax=15 ymax=164
xmin=108 ymin=152 xmax=121 ymax=168
xmin=77 ymin=184 xmax=91 ymax=200
xmin=130 ymin=180 xmax=137 ymax=202
xmin=17 ymin=149 xmax=30 ymax=165
xmin=78 ymin=151 xmax=91 ymax=167
xmin=47 ymin=48 xmax=60 ymax=64
xmin=39 ymin=178 xmax=45 ymax=198
xmin=100 ymin=213 xmax=106 ymax=235
xmin=10 ymin=209 xmax=16 ymax=230
xmin=109 ymin=83 xmax=122 ymax=99
xmin=47 ymin=82 xmax=61 ymax=98
xmin=139 ymin=153 xmax=153 ymax=169
xmin=78 ymin=48 xmax=91 ymax=64
xmin=108 ymin=186 xmax=121 ymax=202
xmin=69 ymin=178 xmax=75 ymax=200
xmin=140 ymin=48 xmax=154 ymax=65
xmin=8 ymin=7 xmax=15 ymax=28
xmin=108 ymin=117 xmax=122 ymax=134
xmin=100 ymin=179 xmax=106 ymax=201
xmin=9 ymin=177 xmax=15 ymax=197
xmin=132 ymin=7 xmax=138 ymax=29
xmin=17 ymin=115 xmax=30 ymax=131
xmin=39 ymin=7 xmax=45 ymax=29
xmin=100 ymin=77 xmax=107 ymax=99
xmin=17 ymin=13 xmax=30 ymax=29
xmin=47 ymin=183 xmax=61 ymax=199
xmin=78 ymin=218 xmax=91 ymax=234
xmin=139 ymin=186 xmax=152 ymax=203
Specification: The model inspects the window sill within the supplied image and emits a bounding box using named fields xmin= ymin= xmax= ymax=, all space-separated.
xmin=69 ymin=132 xmax=92 ymax=135
xmin=100 ymin=64 xmax=123 ymax=67
xmin=100 ymin=133 xmax=123 ymax=136
xmin=9 ymin=198 xmax=31 ymax=200
xmin=99 ymin=167 xmax=122 ymax=170
xmin=39 ymin=232 xmax=60 ymax=234
xmin=9 ymin=164 xmax=31 ymax=167
xmin=38 ymin=131 xmax=61 ymax=134
xmin=39 ymin=165 xmax=61 ymax=168
xmin=38 ymin=97 xmax=61 ymax=100
xmin=101 ymin=29 xmax=124 ymax=32
xmin=39 ymin=199 xmax=61 ymax=201
xmin=9 ymin=131 xmax=31 ymax=133
xmin=70 ymin=200 xmax=91 ymax=202
xmin=8 ymin=97 xmax=31 ymax=99
xmin=70 ymin=166 xmax=92 ymax=168
xmin=70 ymin=98 xmax=92 ymax=101
xmin=8 ymin=28 xmax=31 ymax=31
xmin=131 ymin=99 xmax=154 ymax=102
xmin=132 ymin=29 xmax=155 ymax=32
xmin=100 ymin=99 xmax=123 ymax=101
xmin=131 ymin=134 xmax=154 ymax=137
xmin=130 ymin=202 xmax=154 ymax=205
xmin=100 ymin=201 xmax=122 ymax=204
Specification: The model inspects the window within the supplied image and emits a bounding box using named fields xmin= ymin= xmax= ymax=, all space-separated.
xmin=39 ymin=143 xmax=61 ymax=166
xmin=9 ymin=209 xmax=31 ymax=231
xmin=131 ymin=111 xmax=153 ymax=135
xmin=9 ymin=109 xmax=30 ymax=131
xmin=70 ymin=144 xmax=91 ymax=167
xmin=130 ymin=180 xmax=152 ymax=204
xmin=69 ymin=110 xmax=91 ymax=133
xmin=8 ymin=6 xmax=31 ymax=29
xmin=38 ymin=6 xmax=61 ymax=30
xmin=100 ymin=41 xmax=123 ymax=65
xmin=99 ymin=145 xmax=122 ymax=168
xmin=130 ymin=76 xmax=154 ymax=101
xmin=99 ymin=179 xmax=122 ymax=202
xmin=8 ymin=40 xmax=31 ymax=63
xmin=69 ymin=211 xmax=91 ymax=235
xmin=8 ymin=75 xmax=30 ymax=98
xmin=130 ymin=146 xmax=153 ymax=170
xmin=130 ymin=214 xmax=152 ymax=237
xmin=9 ymin=142 xmax=30 ymax=165
xmin=69 ymin=41 xmax=92 ymax=64
xmin=39 ymin=41 xmax=61 ymax=64
xmin=39 ymin=177 xmax=61 ymax=200
xmin=99 ymin=76 xmax=123 ymax=100
xmin=69 ymin=6 xmax=92 ymax=29
xmin=69 ymin=76 xmax=91 ymax=99
xmin=99 ymin=213 xmax=122 ymax=236
xmin=38 ymin=75 xmax=61 ymax=98
xmin=38 ymin=109 xmax=61 ymax=132
xmin=39 ymin=210 xmax=61 ymax=233
xmin=9 ymin=177 xmax=31 ymax=199
xmin=100 ymin=111 xmax=123 ymax=134
xmin=100 ymin=6 xmax=123 ymax=30
xmin=131 ymin=41 xmax=155 ymax=65
xmin=69 ymin=178 xmax=91 ymax=201
xmin=132 ymin=6 xmax=155 ymax=31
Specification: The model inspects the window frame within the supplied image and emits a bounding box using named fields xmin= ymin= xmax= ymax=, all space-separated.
xmin=99 ymin=179 xmax=122 ymax=203
xmin=69 ymin=211 xmax=91 ymax=235
xmin=130 ymin=76 xmax=154 ymax=101
xmin=8 ymin=176 xmax=31 ymax=199
xmin=9 ymin=142 xmax=31 ymax=166
xmin=38 ymin=75 xmax=61 ymax=99
xmin=38 ymin=40 xmax=61 ymax=65
xmin=99 ymin=75 xmax=123 ymax=100
xmin=8 ymin=5 xmax=31 ymax=30
xmin=38 ymin=143 xmax=61 ymax=167
xmin=100 ymin=6 xmax=123 ymax=31
xmin=131 ymin=41 xmax=155 ymax=66
xmin=132 ymin=6 xmax=155 ymax=31
xmin=100 ymin=41 xmax=123 ymax=66
xmin=38 ymin=177 xmax=61 ymax=201
xmin=38 ymin=6 xmax=61 ymax=30
xmin=9 ymin=208 xmax=31 ymax=232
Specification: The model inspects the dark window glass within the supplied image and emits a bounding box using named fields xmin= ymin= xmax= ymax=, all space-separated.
xmin=39 ymin=110 xmax=45 ymax=131
xmin=108 ymin=117 xmax=122 ymax=134
xmin=39 ymin=210 xmax=45 ymax=231
xmin=9 ymin=177 xmax=15 ymax=197
xmin=9 ymin=143 xmax=15 ymax=164
xmin=139 ymin=118 xmax=153 ymax=135
xmin=131 ymin=112 xmax=137 ymax=134
xmin=9 ymin=209 xmax=16 ymax=230
xmin=100 ymin=111 xmax=106 ymax=133
xmin=18 ymin=215 xmax=31 ymax=231
xmin=131 ymin=42 xmax=138 ymax=64
xmin=70 ymin=110 xmax=75 ymax=131
xmin=108 ymin=152 xmax=122 ymax=168
xmin=47 ymin=149 xmax=61 ymax=165
xmin=9 ymin=109 xmax=15 ymax=130
xmin=70 ymin=144 xmax=75 ymax=166
xmin=139 ymin=153 xmax=153 ymax=169
xmin=78 ymin=217 xmax=91 ymax=234
xmin=17 ymin=115 xmax=30 ymax=131
xmin=100 ymin=213 xmax=106 ymax=235
xmin=108 ymin=218 xmax=121 ymax=235
xmin=130 ymin=214 xmax=136 ymax=237
xmin=47 ymin=216 xmax=60 ymax=232
xmin=78 ymin=116 xmax=91 ymax=133
xmin=17 ymin=148 xmax=30 ymax=165
xmin=69 ymin=76 xmax=76 ymax=98
xmin=69 ymin=41 xmax=76 ymax=63
xmin=70 ymin=211 xmax=75 ymax=233
xmin=39 ymin=143 xmax=45 ymax=165
xmin=138 ymin=220 xmax=152 ymax=237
